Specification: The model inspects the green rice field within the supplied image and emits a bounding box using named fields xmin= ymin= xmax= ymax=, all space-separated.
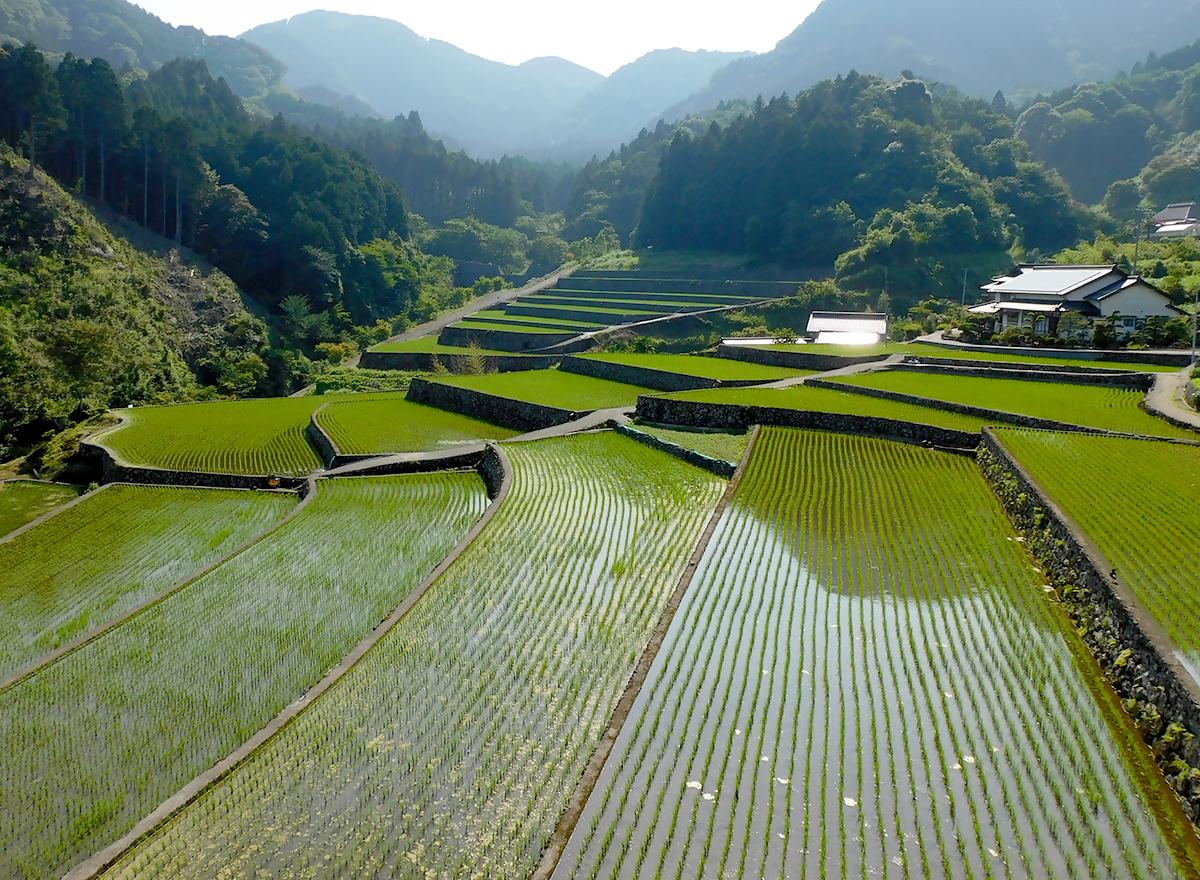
xmin=369 ymin=337 xmax=538 ymax=356
xmin=102 ymin=396 xmax=344 ymax=475
xmin=831 ymin=371 xmax=1194 ymax=438
xmin=432 ymin=369 xmax=654 ymax=410
xmin=556 ymin=428 xmax=1200 ymax=879
xmin=660 ymin=385 xmax=988 ymax=433
xmin=580 ymin=352 xmax=813 ymax=382
xmin=0 ymin=484 xmax=294 ymax=680
xmin=100 ymin=434 xmax=724 ymax=879
xmin=633 ymin=424 xmax=752 ymax=464
xmin=471 ymin=310 xmax=603 ymax=329
xmin=0 ymin=473 xmax=485 ymax=880
xmin=451 ymin=319 xmax=574 ymax=335
xmin=997 ymin=430 xmax=1200 ymax=683
xmin=0 ymin=481 xmax=80 ymax=537
xmin=317 ymin=396 xmax=518 ymax=454
xmin=750 ymin=342 xmax=1183 ymax=372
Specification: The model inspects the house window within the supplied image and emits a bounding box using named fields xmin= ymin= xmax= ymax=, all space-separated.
xmin=1121 ymin=317 xmax=1137 ymax=328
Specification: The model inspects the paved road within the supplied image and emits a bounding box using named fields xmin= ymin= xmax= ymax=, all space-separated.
xmin=1145 ymin=371 xmax=1200 ymax=431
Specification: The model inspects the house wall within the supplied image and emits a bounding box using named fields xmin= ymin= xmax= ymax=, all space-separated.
xmin=1095 ymin=282 xmax=1181 ymax=320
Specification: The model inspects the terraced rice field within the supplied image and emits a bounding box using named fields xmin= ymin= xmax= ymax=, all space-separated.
xmin=0 ymin=484 xmax=295 ymax=681
xmin=0 ymin=481 xmax=80 ymax=536
xmin=751 ymin=342 xmax=1182 ymax=372
xmin=831 ymin=371 xmax=1194 ymax=438
xmin=633 ymin=424 xmax=752 ymax=464
xmin=433 ymin=369 xmax=654 ymax=410
xmin=100 ymin=434 xmax=724 ymax=879
xmin=660 ymin=386 xmax=988 ymax=433
xmin=452 ymin=319 xmax=574 ymax=335
xmin=556 ymin=428 xmax=1200 ymax=880
xmin=369 ymin=337 xmax=536 ymax=356
xmin=317 ymin=397 xmax=517 ymax=454
xmin=102 ymin=396 xmax=352 ymax=475
xmin=0 ymin=474 xmax=485 ymax=880
xmin=580 ymin=353 xmax=813 ymax=382
xmin=471 ymin=310 xmax=603 ymax=330
xmin=996 ymin=430 xmax=1200 ymax=682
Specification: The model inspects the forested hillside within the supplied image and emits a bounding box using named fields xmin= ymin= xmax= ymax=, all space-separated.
xmin=670 ymin=0 xmax=1200 ymax=119
xmin=1017 ymin=38 xmax=1200 ymax=207
xmin=639 ymin=74 xmax=1093 ymax=300
xmin=0 ymin=146 xmax=271 ymax=456
xmin=0 ymin=0 xmax=282 ymax=96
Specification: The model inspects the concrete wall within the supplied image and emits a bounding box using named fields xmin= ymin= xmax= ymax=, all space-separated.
xmin=359 ymin=350 xmax=558 ymax=373
xmin=634 ymin=395 xmax=980 ymax=450
xmin=716 ymin=343 xmax=888 ymax=372
xmin=979 ymin=431 xmax=1200 ymax=820
xmin=615 ymin=424 xmax=735 ymax=478
xmin=559 ymin=356 xmax=717 ymax=392
xmin=407 ymin=377 xmax=574 ymax=432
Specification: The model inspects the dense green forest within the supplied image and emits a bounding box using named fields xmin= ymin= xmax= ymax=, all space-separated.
xmin=0 ymin=145 xmax=274 ymax=456
xmin=0 ymin=0 xmax=283 ymax=96
xmin=1017 ymin=38 xmax=1200 ymax=209
xmin=637 ymin=74 xmax=1093 ymax=300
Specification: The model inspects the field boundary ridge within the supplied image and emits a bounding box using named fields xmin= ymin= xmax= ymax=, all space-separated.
xmin=980 ymin=429 xmax=1200 ymax=824
xmin=634 ymin=394 xmax=981 ymax=451
xmin=0 ymin=478 xmax=316 ymax=697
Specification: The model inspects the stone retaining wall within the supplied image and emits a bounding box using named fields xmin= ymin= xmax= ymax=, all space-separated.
xmin=807 ymin=378 xmax=1114 ymax=434
xmin=905 ymin=355 xmax=1143 ymax=376
xmin=559 ymin=356 xmax=716 ymax=392
xmin=561 ymin=274 xmax=805 ymax=295
xmin=920 ymin=339 xmax=1192 ymax=367
xmin=979 ymin=430 xmax=1200 ymax=821
xmin=634 ymin=395 xmax=980 ymax=449
xmin=716 ymin=343 xmax=887 ymax=372
xmin=477 ymin=445 xmax=507 ymax=499
xmin=891 ymin=362 xmax=1154 ymax=390
xmin=358 ymin=350 xmax=558 ymax=373
xmin=407 ymin=377 xmax=574 ymax=432
xmin=614 ymin=424 xmax=736 ymax=478
xmin=320 ymin=449 xmax=486 ymax=480
xmin=438 ymin=324 xmax=576 ymax=352
xmin=506 ymin=303 xmax=661 ymax=326
xmin=79 ymin=441 xmax=311 ymax=492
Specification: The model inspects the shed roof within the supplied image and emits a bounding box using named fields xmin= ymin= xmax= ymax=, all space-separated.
xmin=806 ymin=311 xmax=888 ymax=335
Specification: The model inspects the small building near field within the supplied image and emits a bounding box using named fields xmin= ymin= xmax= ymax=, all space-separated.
xmin=1152 ymin=203 xmax=1199 ymax=238
xmin=970 ymin=264 xmax=1182 ymax=338
xmin=805 ymin=311 xmax=889 ymax=345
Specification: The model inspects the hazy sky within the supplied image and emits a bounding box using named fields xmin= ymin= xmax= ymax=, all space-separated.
xmin=131 ymin=1 xmax=820 ymax=75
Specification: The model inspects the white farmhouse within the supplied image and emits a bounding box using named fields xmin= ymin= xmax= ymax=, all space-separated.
xmin=970 ymin=264 xmax=1182 ymax=337
xmin=1152 ymin=203 xmax=1199 ymax=238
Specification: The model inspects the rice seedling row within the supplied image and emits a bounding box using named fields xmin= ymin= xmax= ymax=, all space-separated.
xmin=0 ymin=484 xmax=294 ymax=680
xmin=556 ymin=427 xmax=1199 ymax=880
xmin=659 ymin=385 xmax=988 ymax=433
xmin=0 ymin=473 xmax=486 ymax=880
xmin=100 ymin=433 xmax=724 ymax=879
xmin=632 ymin=424 xmax=752 ymax=465
xmin=102 ymin=396 xmax=358 ymax=476
xmin=0 ymin=481 xmax=80 ymax=537
xmin=580 ymin=352 xmax=813 ymax=382
xmin=317 ymin=396 xmax=518 ymax=455
xmin=432 ymin=369 xmax=654 ymax=411
xmin=830 ymin=372 xmax=1194 ymax=439
xmin=995 ymin=429 xmax=1200 ymax=683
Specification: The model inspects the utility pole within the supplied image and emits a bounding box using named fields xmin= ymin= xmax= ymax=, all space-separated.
xmin=1191 ymin=282 xmax=1199 ymax=368
xmin=961 ymin=268 xmax=968 ymax=306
